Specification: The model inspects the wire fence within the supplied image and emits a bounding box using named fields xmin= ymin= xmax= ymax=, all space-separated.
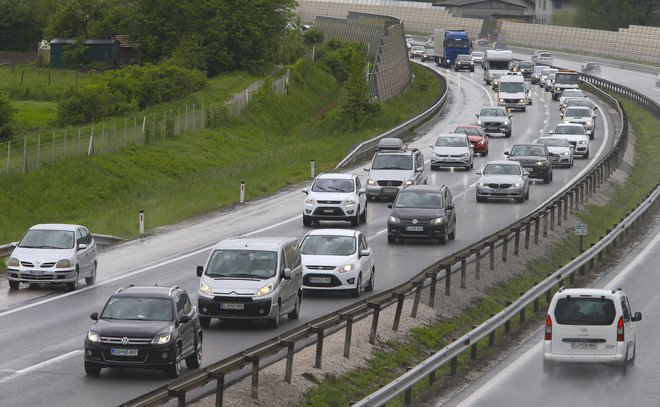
xmin=1 ymin=70 xmax=290 ymax=174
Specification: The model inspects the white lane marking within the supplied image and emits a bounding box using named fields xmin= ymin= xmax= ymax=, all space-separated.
xmin=453 ymin=221 xmax=659 ymax=407
xmin=0 ymin=350 xmax=83 ymax=384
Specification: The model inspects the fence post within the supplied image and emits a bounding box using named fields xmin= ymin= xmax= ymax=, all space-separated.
xmin=313 ymin=327 xmax=325 ymax=368
xmin=411 ymin=281 xmax=423 ymax=318
xmin=444 ymin=264 xmax=451 ymax=296
xmin=428 ymin=272 xmax=437 ymax=307
xmin=342 ymin=316 xmax=354 ymax=358
xmin=459 ymin=256 xmax=467 ymax=288
xmin=368 ymin=303 xmax=382 ymax=344
xmin=472 ymin=248 xmax=481 ymax=280
xmin=36 ymin=134 xmax=40 ymax=170
xmin=488 ymin=242 xmax=495 ymax=270
xmin=284 ymin=341 xmax=295 ymax=383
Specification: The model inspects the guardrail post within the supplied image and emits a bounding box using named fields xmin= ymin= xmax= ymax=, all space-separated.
xmin=471 ymin=248 xmax=481 ymax=280
xmin=312 ymin=328 xmax=325 ymax=368
xmin=533 ymin=288 xmax=539 ymax=313
xmin=245 ymin=355 xmax=260 ymax=399
xmin=450 ymin=338 xmax=458 ymax=375
xmin=523 ymin=221 xmax=530 ymax=249
xmin=445 ymin=264 xmax=452 ymax=296
xmin=550 ymin=205 xmax=556 ymax=231
xmin=519 ymin=292 xmax=526 ymax=323
xmin=576 ymin=186 xmax=581 ymax=211
xmin=534 ymin=216 xmax=540 ymax=244
xmin=569 ymin=190 xmax=575 ymax=214
xmin=546 ymin=273 xmax=552 ymax=304
xmin=543 ymin=210 xmax=548 ymax=237
xmin=589 ymin=243 xmax=596 ymax=270
xmin=488 ymin=242 xmax=495 ymax=270
xmin=209 ymin=372 xmax=225 ymax=407
xmin=284 ymin=341 xmax=295 ymax=383
xmin=513 ymin=228 xmax=520 ymax=256
xmin=341 ymin=316 xmax=354 ymax=358
xmin=504 ymin=301 xmax=512 ymax=333
xmin=411 ymin=281 xmax=423 ymax=318
xmin=489 ymin=314 xmax=496 ymax=347
xmin=557 ymin=200 xmax=563 ymax=226
xmin=459 ymin=256 xmax=467 ymax=288
xmin=404 ymin=386 xmax=412 ymax=407
xmin=368 ymin=303 xmax=382 ymax=345
xmin=563 ymin=197 xmax=568 ymax=221
xmin=393 ymin=292 xmax=406 ymax=331
xmin=167 ymin=390 xmax=185 ymax=407
xmin=500 ymin=235 xmax=508 ymax=263
xmin=470 ymin=332 xmax=478 ymax=361
xmin=428 ymin=272 xmax=437 ymax=306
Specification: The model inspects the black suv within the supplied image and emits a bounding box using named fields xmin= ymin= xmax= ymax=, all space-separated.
xmin=505 ymin=143 xmax=556 ymax=184
xmin=84 ymin=285 xmax=203 ymax=378
xmin=386 ymin=185 xmax=456 ymax=244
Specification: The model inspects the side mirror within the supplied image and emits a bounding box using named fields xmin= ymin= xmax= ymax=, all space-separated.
xmin=283 ymin=267 xmax=292 ymax=280
xmin=90 ymin=312 xmax=99 ymax=321
xmin=359 ymin=249 xmax=371 ymax=258
xmin=78 ymin=243 xmax=88 ymax=250
xmin=302 ymin=188 xmax=309 ymax=194
xmin=475 ymin=172 xmax=482 ymax=176
xmin=359 ymin=188 xmax=366 ymax=195
xmin=504 ymin=151 xmax=510 ymax=156
xmin=569 ymin=145 xmax=575 ymax=150
xmin=632 ymin=312 xmax=642 ymax=322
xmin=196 ymin=265 xmax=204 ymax=277
xmin=523 ymin=171 xmax=530 ymax=177
xmin=179 ymin=315 xmax=192 ymax=324
xmin=593 ymin=106 xmax=598 ymax=110
xmin=446 ymin=204 xmax=455 ymax=211
xmin=364 ymin=167 xmax=370 ymax=172
xmin=548 ymin=130 xmax=554 ymax=135
xmin=387 ymin=203 xmax=393 ymax=209
xmin=10 ymin=241 xmax=17 ymax=247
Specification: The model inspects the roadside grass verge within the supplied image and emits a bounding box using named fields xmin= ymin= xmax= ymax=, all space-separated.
xmin=298 ymin=99 xmax=660 ymax=406
xmin=0 ymin=62 xmax=441 ymax=246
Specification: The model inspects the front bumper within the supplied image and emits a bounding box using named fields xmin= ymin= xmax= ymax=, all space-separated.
xmin=304 ymin=204 xmax=357 ymax=222
xmin=498 ymin=100 xmax=526 ymax=110
xmin=197 ymin=295 xmax=275 ymax=320
xmin=430 ymin=156 xmax=471 ymax=169
xmin=478 ymin=123 xmax=510 ymax=136
xmin=366 ymin=185 xmax=403 ymax=200
xmin=476 ymin=184 xmax=524 ymax=200
xmin=303 ymin=269 xmax=358 ymax=291
xmin=387 ymin=221 xmax=446 ymax=241
xmin=7 ymin=267 xmax=77 ymax=284
xmin=84 ymin=340 xmax=177 ymax=369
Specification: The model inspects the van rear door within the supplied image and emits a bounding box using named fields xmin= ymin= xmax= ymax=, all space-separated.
xmin=551 ymin=296 xmax=618 ymax=355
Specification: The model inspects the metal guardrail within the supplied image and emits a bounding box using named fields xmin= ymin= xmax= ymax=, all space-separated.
xmin=118 ymin=66 xmax=659 ymax=407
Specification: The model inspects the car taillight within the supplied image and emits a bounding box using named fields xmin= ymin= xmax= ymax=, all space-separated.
xmin=545 ymin=315 xmax=552 ymax=340
xmin=617 ymin=316 xmax=624 ymax=342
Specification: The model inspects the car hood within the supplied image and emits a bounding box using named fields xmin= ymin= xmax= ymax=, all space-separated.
xmin=432 ymin=146 xmax=469 ymax=155
xmin=11 ymin=246 xmax=75 ymax=263
xmin=94 ymin=319 xmax=173 ymax=338
xmin=391 ymin=207 xmax=445 ymax=220
xmin=301 ymin=254 xmax=353 ymax=268
xmin=478 ymin=116 xmax=507 ymax=123
xmin=368 ymin=169 xmax=412 ymax=182
xmin=545 ymin=146 xmax=570 ymax=154
xmin=468 ymin=135 xmax=485 ymax=143
xmin=554 ymin=134 xmax=589 ymax=143
xmin=309 ymin=191 xmax=355 ymax=201
xmin=508 ymin=155 xmax=548 ymax=161
xmin=202 ymin=275 xmax=272 ymax=295
xmin=479 ymin=174 xmax=523 ymax=184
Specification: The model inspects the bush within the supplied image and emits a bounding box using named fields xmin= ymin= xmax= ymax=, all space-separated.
xmin=0 ymin=91 xmax=16 ymax=141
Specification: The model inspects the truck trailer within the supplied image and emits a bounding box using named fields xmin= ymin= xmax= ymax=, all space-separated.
xmin=433 ymin=29 xmax=471 ymax=68
xmin=483 ymin=49 xmax=513 ymax=90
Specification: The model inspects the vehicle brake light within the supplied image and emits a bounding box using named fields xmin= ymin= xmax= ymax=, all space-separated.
xmin=545 ymin=315 xmax=552 ymax=340
xmin=617 ymin=316 xmax=624 ymax=342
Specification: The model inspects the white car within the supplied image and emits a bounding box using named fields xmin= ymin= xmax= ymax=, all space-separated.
xmin=549 ymin=123 xmax=590 ymax=158
xmin=544 ymin=287 xmax=642 ymax=373
xmin=300 ymin=229 xmax=375 ymax=297
xmin=559 ymin=89 xmax=586 ymax=111
xmin=470 ymin=51 xmax=484 ymax=66
xmin=302 ymin=173 xmax=367 ymax=227
xmin=409 ymin=45 xmax=426 ymax=59
xmin=6 ymin=223 xmax=98 ymax=290
xmin=534 ymin=137 xmax=574 ymax=168
xmin=475 ymin=160 xmax=529 ymax=203
xmin=429 ymin=133 xmax=474 ymax=170
xmin=532 ymin=50 xmax=554 ymax=65
xmin=561 ymin=105 xmax=598 ymax=139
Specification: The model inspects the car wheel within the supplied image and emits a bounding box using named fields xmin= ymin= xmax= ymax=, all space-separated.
xmin=448 ymin=222 xmax=456 ymax=240
xmin=568 ymin=158 xmax=574 ymax=168
xmin=303 ymin=215 xmax=312 ymax=227
xmin=589 ymin=133 xmax=594 ymax=140
xmin=439 ymin=228 xmax=448 ymax=244
xmin=67 ymin=268 xmax=80 ymax=291
xmin=85 ymin=262 xmax=97 ymax=286
xmin=524 ymin=188 xmax=530 ymax=200
xmin=505 ymin=131 xmax=511 ymax=138
xmin=516 ymin=195 xmax=525 ymax=203
xmin=387 ymin=235 xmax=396 ymax=244
xmin=549 ymin=170 xmax=553 ymax=182
xmin=359 ymin=203 xmax=367 ymax=223
xmin=483 ymin=149 xmax=488 ymax=157
xmin=584 ymin=150 xmax=590 ymax=159
xmin=185 ymin=333 xmax=203 ymax=369
xmin=266 ymin=303 xmax=280 ymax=329
xmin=350 ymin=211 xmax=359 ymax=227
xmin=543 ymin=173 xmax=551 ymax=184
xmin=352 ymin=274 xmax=362 ymax=298
xmin=199 ymin=316 xmax=211 ymax=328
xmin=522 ymin=107 xmax=526 ymax=112
xmin=365 ymin=268 xmax=375 ymax=292
xmin=164 ymin=345 xmax=182 ymax=378
xmin=8 ymin=280 xmax=19 ymax=290
xmin=288 ymin=291 xmax=302 ymax=320
xmin=84 ymin=362 xmax=102 ymax=376
xmin=621 ymin=350 xmax=629 ymax=374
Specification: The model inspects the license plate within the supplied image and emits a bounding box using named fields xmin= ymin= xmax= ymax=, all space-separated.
xmin=309 ymin=277 xmax=331 ymax=284
xmin=383 ymin=187 xmax=399 ymax=194
xmin=30 ymin=270 xmax=43 ymax=275
xmin=523 ymin=167 xmax=533 ymax=171
xmin=572 ymin=342 xmax=597 ymax=350
xmin=405 ymin=226 xmax=424 ymax=232
xmin=220 ymin=303 xmax=244 ymax=310
xmin=323 ymin=209 xmax=334 ymax=213
xmin=111 ymin=348 xmax=138 ymax=356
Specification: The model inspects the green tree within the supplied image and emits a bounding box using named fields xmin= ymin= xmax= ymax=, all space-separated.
xmin=0 ymin=0 xmax=45 ymax=51
xmin=0 ymin=91 xmax=16 ymax=141
xmin=338 ymin=43 xmax=379 ymax=129
xmin=43 ymin=0 xmax=107 ymax=39
xmin=573 ymin=0 xmax=660 ymax=30
xmin=61 ymin=37 xmax=89 ymax=69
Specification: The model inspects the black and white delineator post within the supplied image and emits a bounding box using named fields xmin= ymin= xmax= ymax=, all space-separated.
xmin=139 ymin=209 xmax=145 ymax=234
xmin=240 ymin=180 xmax=245 ymax=204
xmin=311 ymin=159 xmax=315 ymax=179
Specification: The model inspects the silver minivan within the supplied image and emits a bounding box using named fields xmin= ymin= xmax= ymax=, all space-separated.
xmin=196 ymin=237 xmax=303 ymax=328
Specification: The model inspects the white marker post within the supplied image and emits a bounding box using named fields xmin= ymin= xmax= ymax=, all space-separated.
xmin=311 ymin=159 xmax=315 ymax=179
xmin=139 ymin=209 xmax=145 ymax=234
xmin=240 ymin=180 xmax=245 ymax=204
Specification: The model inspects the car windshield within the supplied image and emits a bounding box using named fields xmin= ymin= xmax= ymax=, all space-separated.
xmin=455 ymin=127 xmax=481 ymax=136
xmin=101 ymin=297 xmax=173 ymax=321
xmin=456 ymin=55 xmax=470 ymax=61
xmin=554 ymin=126 xmax=585 ymax=135
xmin=564 ymin=108 xmax=589 ymax=117
xmin=519 ymin=62 xmax=535 ymax=69
xmin=566 ymin=100 xmax=592 ymax=109
xmin=510 ymin=145 xmax=546 ymax=156
xmin=371 ymin=154 xmax=412 ymax=170
xmin=499 ymin=82 xmax=525 ymax=92
xmin=18 ymin=229 xmax=75 ymax=249
xmin=435 ymin=136 xmax=467 ymax=147
xmin=480 ymin=108 xmax=506 ymax=117
xmin=483 ymin=163 xmax=521 ymax=175
xmin=472 ymin=52 xmax=484 ymax=57
xmin=538 ymin=138 xmax=567 ymax=147
xmin=541 ymin=69 xmax=557 ymax=76
xmin=301 ymin=235 xmax=355 ymax=256
xmin=563 ymin=90 xmax=584 ymax=98
xmin=394 ymin=191 xmax=443 ymax=208
xmin=312 ymin=178 xmax=354 ymax=193
xmin=554 ymin=297 xmax=616 ymax=325
xmin=205 ymin=250 xmax=277 ymax=279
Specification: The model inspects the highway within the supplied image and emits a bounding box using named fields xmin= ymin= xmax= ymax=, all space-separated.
xmin=0 ymin=54 xmax=643 ymax=407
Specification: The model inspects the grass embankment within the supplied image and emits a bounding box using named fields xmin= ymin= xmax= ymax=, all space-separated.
xmin=299 ymin=99 xmax=660 ymax=406
xmin=0 ymin=62 xmax=441 ymax=247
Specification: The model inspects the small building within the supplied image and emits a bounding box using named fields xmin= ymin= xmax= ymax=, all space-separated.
xmin=113 ymin=34 xmax=141 ymax=66
xmin=48 ymin=38 xmax=120 ymax=69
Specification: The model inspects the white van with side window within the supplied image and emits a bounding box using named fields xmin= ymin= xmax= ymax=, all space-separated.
xmin=497 ymin=73 xmax=528 ymax=111
xmin=196 ymin=237 xmax=303 ymax=329
xmin=544 ymin=287 xmax=642 ymax=373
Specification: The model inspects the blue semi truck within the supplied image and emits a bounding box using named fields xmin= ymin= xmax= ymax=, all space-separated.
xmin=433 ymin=29 xmax=471 ymax=68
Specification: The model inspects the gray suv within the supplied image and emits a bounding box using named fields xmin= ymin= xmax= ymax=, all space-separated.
xmin=476 ymin=106 xmax=512 ymax=137
xmin=364 ymin=138 xmax=427 ymax=201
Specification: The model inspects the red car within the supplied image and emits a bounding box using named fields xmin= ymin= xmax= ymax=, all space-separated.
xmin=454 ymin=125 xmax=489 ymax=156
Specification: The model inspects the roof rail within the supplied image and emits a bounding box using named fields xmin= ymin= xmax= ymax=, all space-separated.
xmin=168 ymin=285 xmax=180 ymax=297
xmin=115 ymin=284 xmax=134 ymax=294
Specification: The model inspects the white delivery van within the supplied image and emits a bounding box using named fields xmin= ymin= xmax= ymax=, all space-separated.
xmin=498 ymin=72 xmax=528 ymax=111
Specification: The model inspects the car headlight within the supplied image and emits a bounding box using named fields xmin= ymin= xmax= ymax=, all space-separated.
xmin=256 ymin=284 xmax=273 ymax=297
xmin=304 ymin=197 xmax=315 ymax=205
xmin=488 ymin=73 xmax=494 ymax=79
xmin=388 ymin=216 xmax=401 ymax=224
xmin=367 ymin=178 xmax=377 ymax=186
xmin=578 ymin=140 xmax=587 ymax=145
xmin=535 ymin=161 xmax=546 ymax=166
xmin=476 ymin=120 xmax=483 ymax=125
xmin=499 ymin=98 xmax=505 ymax=103
xmin=404 ymin=179 xmax=414 ymax=186
xmin=430 ymin=217 xmax=445 ymax=225
xmin=433 ymin=152 xmax=440 ymax=158
xmin=519 ymin=99 xmax=525 ymax=103
xmin=461 ymin=153 xmax=468 ymax=158
xmin=561 ymin=151 xmax=569 ymax=156
xmin=339 ymin=263 xmax=354 ymax=273
xmin=55 ymin=259 xmax=71 ymax=268
xmin=7 ymin=257 xmax=19 ymax=267
xmin=504 ymin=120 xmax=510 ymax=125
xmin=585 ymin=121 xmax=592 ymax=127
xmin=87 ymin=330 xmax=101 ymax=343
xmin=345 ymin=197 xmax=357 ymax=207
xmin=152 ymin=333 xmax=172 ymax=345
xmin=513 ymin=182 xmax=522 ymax=187
xmin=477 ymin=181 xmax=486 ymax=187
xmin=199 ymin=280 xmax=212 ymax=295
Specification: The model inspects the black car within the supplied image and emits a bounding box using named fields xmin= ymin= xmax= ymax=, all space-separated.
xmin=387 ymin=185 xmax=456 ymax=244
xmin=453 ymin=54 xmax=474 ymax=72
xmin=504 ymin=143 xmax=556 ymax=184
xmin=84 ymin=285 xmax=203 ymax=378
xmin=518 ymin=61 xmax=536 ymax=78
xmin=581 ymin=62 xmax=601 ymax=76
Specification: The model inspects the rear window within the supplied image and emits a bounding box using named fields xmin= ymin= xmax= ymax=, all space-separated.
xmin=554 ymin=297 xmax=616 ymax=325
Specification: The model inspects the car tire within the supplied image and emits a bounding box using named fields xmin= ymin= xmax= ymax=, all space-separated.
xmin=164 ymin=346 xmax=182 ymax=378
xmin=266 ymin=303 xmax=280 ymax=329
xmin=85 ymin=262 xmax=97 ymax=286
xmin=439 ymin=228 xmax=448 ymax=244
xmin=365 ymin=268 xmax=375 ymax=292
xmin=448 ymin=222 xmax=456 ymax=240
xmin=359 ymin=203 xmax=367 ymax=224
xmin=522 ymin=107 xmax=526 ymax=112
xmin=516 ymin=195 xmax=525 ymax=203
xmin=84 ymin=362 xmax=102 ymax=376
xmin=8 ymin=280 xmax=19 ymax=290
xmin=199 ymin=316 xmax=211 ymax=328
xmin=303 ymin=215 xmax=312 ymax=227
xmin=352 ymin=274 xmax=362 ymax=298
xmin=589 ymin=133 xmax=594 ymax=140
xmin=584 ymin=150 xmax=590 ymax=159
xmin=387 ymin=235 xmax=396 ymax=244
xmin=185 ymin=333 xmax=203 ymax=369
xmin=288 ymin=291 xmax=302 ymax=320
xmin=543 ymin=173 xmax=551 ymax=184
xmin=524 ymin=188 xmax=530 ymax=200
xmin=483 ymin=149 xmax=488 ymax=157
xmin=505 ymin=131 xmax=511 ymax=138
xmin=351 ymin=211 xmax=359 ymax=227
xmin=67 ymin=268 xmax=80 ymax=291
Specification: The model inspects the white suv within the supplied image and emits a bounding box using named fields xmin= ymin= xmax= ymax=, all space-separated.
xmin=544 ymin=287 xmax=642 ymax=373
xmin=302 ymin=173 xmax=367 ymax=227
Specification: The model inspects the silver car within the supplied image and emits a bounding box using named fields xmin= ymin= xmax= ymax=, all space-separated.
xmin=561 ymin=105 xmax=597 ymax=139
xmin=534 ymin=137 xmax=574 ymax=168
xmin=364 ymin=139 xmax=427 ymax=201
xmin=476 ymin=160 xmax=529 ymax=203
xmin=429 ymin=133 xmax=474 ymax=170
xmin=475 ymin=106 xmax=512 ymax=137
xmin=6 ymin=223 xmax=98 ymax=290
xmin=549 ymin=123 xmax=590 ymax=158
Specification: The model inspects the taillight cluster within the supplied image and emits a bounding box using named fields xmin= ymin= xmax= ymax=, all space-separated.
xmin=545 ymin=315 xmax=552 ymax=340
xmin=617 ymin=316 xmax=624 ymax=342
